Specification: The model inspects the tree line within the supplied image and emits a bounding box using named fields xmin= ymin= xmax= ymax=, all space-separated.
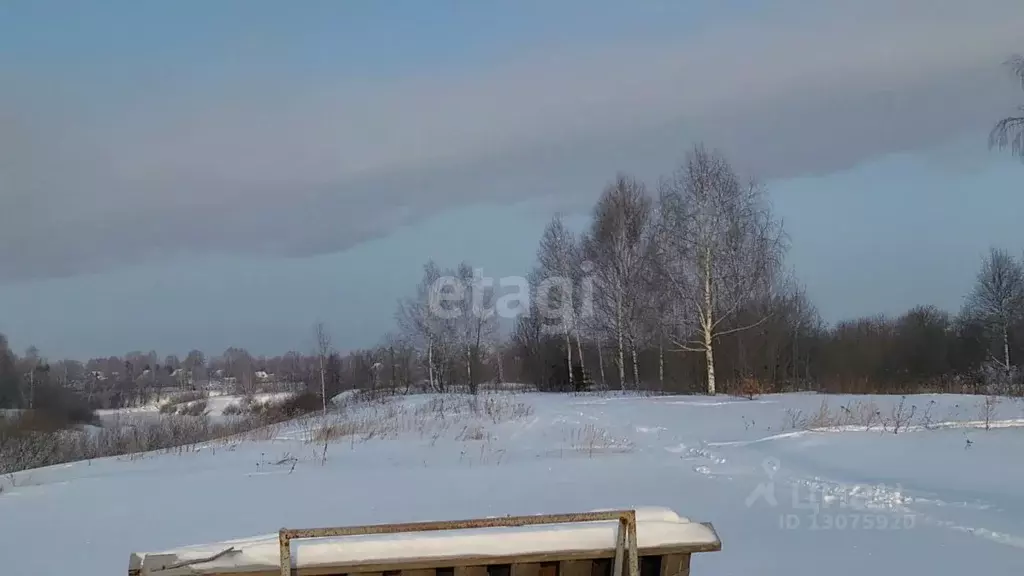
xmin=2 ymin=146 xmax=1022 ymax=420
xmin=395 ymin=146 xmax=1024 ymax=397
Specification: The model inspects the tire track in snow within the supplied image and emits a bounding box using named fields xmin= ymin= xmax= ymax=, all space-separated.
xmin=781 ymin=475 xmax=1024 ymax=550
xmin=708 ymin=418 xmax=1024 ymax=448
xmin=707 ymin=424 xmax=1024 ymax=552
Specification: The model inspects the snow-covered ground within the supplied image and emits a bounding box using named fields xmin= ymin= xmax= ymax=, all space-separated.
xmin=94 ymin=391 xmax=295 ymax=423
xmin=2 ymin=392 xmax=1023 ymax=576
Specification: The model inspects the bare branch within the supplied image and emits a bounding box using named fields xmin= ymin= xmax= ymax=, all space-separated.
xmin=1006 ymin=54 xmax=1024 ymax=89
xmin=715 ymin=314 xmax=774 ymax=338
xmin=989 ymin=116 xmax=1024 ymax=159
xmin=990 ymin=55 xmax=1024 ymax=160
xmin=668 ymin=337 xmax=706 ymax=353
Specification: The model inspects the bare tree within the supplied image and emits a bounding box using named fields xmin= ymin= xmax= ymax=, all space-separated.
xmin=454 ymin=263 xmax=498 ymax=394
xmin=583 ymin=175 xmax=656 ymax=389
xmin=655 ymin=145 xmax=786 ymax=394
xmin=775 ymin=279 xmax=820 ymax=386
xmin=396 ymin=260 xmax=462 ymax=392
xmin=641 ymin=270 xmax=673 ymax=391
xmin=491 ymin=341 xmax=507 ymax=385
xmin=313 ymin=322 xmax=332 ymax=411
xmin=163 ymin=355 xmax=181 ymax=372
xmin=989 ymin=55 xmax=1024 ymax=160
xmin=312 ymin=321 xmax=332 ymax=465
xmin=979 ymin=394 xmax=1000 ymax=430
xmin=183 ymin=349 xmax=205 ymax=388
xmin=377 ymin=332 xmax=422 ymax=393
xmin=277 ymin=351 xmax=305 ymax=389
xmin=511 ymin=267 xmax=551 ymax=388
xmin=537 ymin=215 xmax=584 ymax=388
xmin=397 ymin=262 xmax=442 ymax=391
xmin=0 ymin=335 xmax=19 ymax=409
xmin=964 ymin=247 xmax=1024 ymax=371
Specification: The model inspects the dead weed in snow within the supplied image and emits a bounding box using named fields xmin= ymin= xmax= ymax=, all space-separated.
xmin=300 ymin=393 xmax=533 ymax=448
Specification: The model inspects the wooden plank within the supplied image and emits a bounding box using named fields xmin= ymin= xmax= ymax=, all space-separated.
xmin=658 ymin=555 xmax=690 ymax=576
xmin=455 ymin=566 xmax=488 ymax=576
xmin=559 ymin=560 xmax=591 ymax=576
xmin=159 ymin=530 xmax=724 ymax=576
xmin=403 ymin=570 xmax=436 ymax=576
xmin=208 ymin=545 xmax=716 ymax=576
xmin=612 ymin=523 xmax=625 ymax=576
xmin=538 ymin=562 xmax=559 ymax=576
xmin=295 ymin=549 xmax=645 ymax=576
xmin=512 ymin=563 xmax=541 ymax=576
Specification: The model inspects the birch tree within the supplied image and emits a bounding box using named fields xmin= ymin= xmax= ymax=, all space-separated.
xmin=963 ymin=247 xmax=1024 ymax=370
xmin=312 ymin=321 xmax=332 ymax=465
xmin=537 ymin=215 xmax=584 ymax=388
xmin=313 ymin=321 xmax=331 ymax=415
xmin=583 ymin=175 xmax=655 ymax=389
xmin=656 ymin=145 xmax=785 ymax=395
xmin=396 ymin=261 xmax=453 ymax=392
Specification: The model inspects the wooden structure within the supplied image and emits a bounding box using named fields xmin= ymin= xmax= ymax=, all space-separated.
xmin=128 ymin=507 xmax=721 ymax=576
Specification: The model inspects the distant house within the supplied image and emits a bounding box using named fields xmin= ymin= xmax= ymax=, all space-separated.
xmin=170 ymin=368 xmax=193 ymax=386
xmin=254 ymin=370 xmax=272 ymax=381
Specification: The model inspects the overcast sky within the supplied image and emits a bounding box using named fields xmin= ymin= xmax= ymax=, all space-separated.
xmin=1 ymin=0 xmax=1023 ymax=359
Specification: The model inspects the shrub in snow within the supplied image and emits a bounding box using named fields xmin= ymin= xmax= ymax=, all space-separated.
xmin=978 ymin=361 xmax=1020 ymax=396
xmin=978 ymin=395 xmax=1000 ymax=430
xmin=0 ymin=393 xmax=324 ymax=474
xmin=734 ymin=376 xmax=766 ymax=400
xmin=177 ymin=400 xmax=209 ymax=416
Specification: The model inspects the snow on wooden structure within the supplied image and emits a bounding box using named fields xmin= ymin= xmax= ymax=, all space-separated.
xmin=128 ymin=507 xmax=721 ymax=576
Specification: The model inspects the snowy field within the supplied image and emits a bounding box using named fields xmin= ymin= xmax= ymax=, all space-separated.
xmin=2 ymin=391 xmax=1023 ymax=576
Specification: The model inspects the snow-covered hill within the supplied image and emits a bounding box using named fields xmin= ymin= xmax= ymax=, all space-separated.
xmin=2 ymin=392 xmax=1023 ymax=576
